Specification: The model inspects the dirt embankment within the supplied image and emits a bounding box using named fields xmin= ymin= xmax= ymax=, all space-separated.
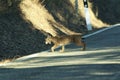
xmin=91 ymin=0 xmax=120 ymax=24
xmin=0 ymin=0 xmax=120 ymax=61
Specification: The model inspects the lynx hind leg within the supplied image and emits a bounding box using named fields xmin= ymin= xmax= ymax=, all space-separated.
xmin=81 ymin=41 xmax=86 ymax=51
xmin=59 ymin=45 xmax=65 ymax=52
xmin=76 ymin=40 xmax=86 ymax=51
xmin=81 ymin=38 xmax=86 ymax=50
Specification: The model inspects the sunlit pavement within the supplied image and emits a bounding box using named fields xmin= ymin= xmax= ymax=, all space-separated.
xmin=0 ymin=24 xmax=120 ymax=80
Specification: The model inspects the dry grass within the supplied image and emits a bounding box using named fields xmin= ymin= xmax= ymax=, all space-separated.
xmin=19 ymin=0 xmax=79 ymax=36
xmin=70 ymin=0 xmax=109 ymax=28
xmin=88 ymin=2 xmax=109 ymax=28
xmin=20 ymin=0 xmax=57 ymax=36
xmin=0 ymin=59 xmax=12 ymax=65
xmin=0 ymin=55 xmax=20 ymax=65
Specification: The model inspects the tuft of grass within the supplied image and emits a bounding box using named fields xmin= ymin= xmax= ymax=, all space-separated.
xmin=0 ymin=55 xmax=20 ymax=65
xmin=0 ymin=59 xmax=12 ymax=64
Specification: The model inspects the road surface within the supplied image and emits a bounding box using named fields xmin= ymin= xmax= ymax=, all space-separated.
xmin=0 ymin=24 xmax=120 ymax=80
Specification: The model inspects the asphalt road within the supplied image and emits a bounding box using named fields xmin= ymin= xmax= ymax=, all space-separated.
xmin=0 ymin=24 xmax=120 ymax=80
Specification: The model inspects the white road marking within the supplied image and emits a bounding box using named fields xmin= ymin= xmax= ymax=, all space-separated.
xmin=83 ymin=24 xmax=120 ymax=38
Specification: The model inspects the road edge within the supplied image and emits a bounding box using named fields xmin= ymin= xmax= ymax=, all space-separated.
xmin=83 ymin=24 xmax=120 ymax=38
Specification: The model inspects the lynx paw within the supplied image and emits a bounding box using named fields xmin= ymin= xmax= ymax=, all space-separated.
xmin=81 ymin=48 xmax=85 ymax=51
xmin=59 ymin=50 xmax=64 ymax=53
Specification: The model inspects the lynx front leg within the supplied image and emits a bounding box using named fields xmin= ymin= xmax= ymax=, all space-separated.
xmin=51 ymin=45 xmax=58 ymax=52
xmin=59 ymin=45 xmax=65 ymax=52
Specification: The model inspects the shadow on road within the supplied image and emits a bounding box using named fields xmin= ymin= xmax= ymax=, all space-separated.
xmin=0 ymin=46 xmax=120 ymax=80
xmin=0 ymin=64 xmax=120 ymax=80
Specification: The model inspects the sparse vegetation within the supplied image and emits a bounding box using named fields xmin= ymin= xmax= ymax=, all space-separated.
xmin=0 ymin=0 xmax=120 ymax=61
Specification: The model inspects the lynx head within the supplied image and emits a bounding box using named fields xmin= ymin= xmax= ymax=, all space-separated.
xmin=45 ymin=36 xmax=52 ymax=44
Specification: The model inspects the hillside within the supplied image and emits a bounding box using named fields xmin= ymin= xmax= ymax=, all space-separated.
xmin=0 ymin=0 xmax=120 ymax=61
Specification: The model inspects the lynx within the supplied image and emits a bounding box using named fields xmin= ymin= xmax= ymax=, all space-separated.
xmin=45 ymin=34 xmax=86 ymax=52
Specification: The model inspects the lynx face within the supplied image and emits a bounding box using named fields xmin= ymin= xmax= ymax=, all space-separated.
xmin=45 ymin=36 xmax=52 ymax=44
